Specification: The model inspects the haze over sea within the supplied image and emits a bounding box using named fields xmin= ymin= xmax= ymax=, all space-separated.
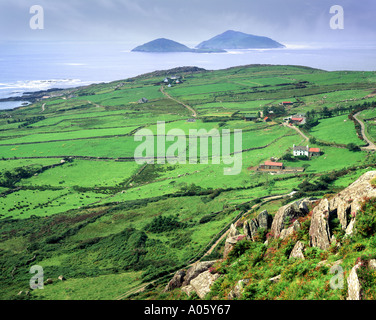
xmin=1 ymin=41 xmax=376 ymax=109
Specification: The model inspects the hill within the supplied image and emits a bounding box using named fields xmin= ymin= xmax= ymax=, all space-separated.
xmin=132 ymin=38 xmax=225 ymax=53
xmin=196 ymin=30 xmax=285 ymax=50
xmin=131 ymin=38 xmax=193 ymax=53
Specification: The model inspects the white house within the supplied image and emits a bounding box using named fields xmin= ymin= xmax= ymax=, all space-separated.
xmin=293 ymin=145 xmax=309 ymax=157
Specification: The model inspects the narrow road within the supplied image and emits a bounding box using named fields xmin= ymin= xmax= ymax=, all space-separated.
xmin=354 ymin=111 xmax=376 ymax=151
xmin=41 ymin=103 xmax=46 ymax=112
xmin=160 ymin=86 xmax=197 ymax=118
xmin=202 ymin=193 xmax=290 ymax=257
xmin=283 ymin=122 xmax=309 ymax=143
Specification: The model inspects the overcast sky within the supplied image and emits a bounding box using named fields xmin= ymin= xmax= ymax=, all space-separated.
xmin=1 ymin=0 xmax=375 ymax=46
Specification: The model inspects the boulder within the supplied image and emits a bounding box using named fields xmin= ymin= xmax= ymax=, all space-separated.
xmin=310 ymin=171 xmax=376 ymax=250
xmin=289 ymin=241 xmax=305 ymax=260
xmin=223 ymin=236 xmax=241 ymax=259
xmin=271 ymin=199 xmax=311 ymax=237
xmin=369 ymin=259 xmax=376 ymax=270
xmin=257 ymin=210 xmax=272 ymax=230
xmin=280 ymin=220 xmax=301 ymax=240
xmin=243 ymin=210 xmax=272 ymax=241
xmin=227 ymin=279 xmax=250 ymax=299
xmin=347 ymin=262 xmax=362 ymax=300
xmin=182 ymin=261 xmax=217 ymax=287
xmin=164 ymin=270 xmax=186 ymax=292
xmin=309 ymin=198 xmax=332 ymax=250
xmin=190 ymin=270 xmax=220 ymax=299
xmin=181 ymin=284 xmax=196 ymax=297
xmin=228 ymin=223 xmax=239 ymax=238
xmin=243 ymin=219 xmax=258 ymax=241
xmin=269 ymin=274 xmax=281 ymax=283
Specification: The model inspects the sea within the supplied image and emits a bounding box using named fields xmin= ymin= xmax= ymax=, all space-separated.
xmin=1 ymin=41 xmax=376 ymax=110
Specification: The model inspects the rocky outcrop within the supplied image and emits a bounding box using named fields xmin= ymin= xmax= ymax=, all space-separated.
xmin=223 ymin=224 xmax=244 ymax=258
xmin=164 ymin=270 xmax=186 ymax=292
xmin=289 ymin=241 xmax=305 ymax=260
xmin=347 ymin=262 xmax=362 ymax=300
xmin=190 ymin=271 xmax=220 ymax=299
xmin=280 ymin=220 xmax=301 ymax=240
xmin=309 ymin=198 xmax=331 ymax=250
xmin=271 ymin=199 xmax=311 ymax=237
xmin=165 ymin=260 xmax=218 ymax=294
xmin=310 ymin=171 xmax=376 ymax=250
xmin=243 ymin=210 xmax=272 ymax=241
xmin=182 ymin=261 xmax=217 ymax=287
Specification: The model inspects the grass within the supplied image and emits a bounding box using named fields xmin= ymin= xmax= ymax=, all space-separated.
xmin=309 ymin=115 xmax=365 ymax=146
xmin=1 ymin=64 xmax=376 ymax=300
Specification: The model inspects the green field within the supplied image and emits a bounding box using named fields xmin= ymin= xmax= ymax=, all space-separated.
xmin=1 ymin=64 xmax=376 ymax=300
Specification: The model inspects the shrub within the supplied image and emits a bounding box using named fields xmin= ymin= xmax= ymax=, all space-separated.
xmin=355 ymin=198 xmax=376 ymax=238
xmin=144 ymin=215 xmax=187 ymax=233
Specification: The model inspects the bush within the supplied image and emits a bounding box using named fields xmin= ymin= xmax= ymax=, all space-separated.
xmin=355 ymin=198 xmax=376 ymax=238
xmin=144 ymin=215 xmax=187 ymax=233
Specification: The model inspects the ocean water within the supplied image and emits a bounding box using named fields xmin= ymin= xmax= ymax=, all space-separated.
xmin=1 ymin=41 xmax=376 ymax=109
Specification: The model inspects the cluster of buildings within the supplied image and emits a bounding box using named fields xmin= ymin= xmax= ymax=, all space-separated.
xmin=256 ymin=144 xmax=321 ymax=173
xmin=293 ymin=145 xmax=321 ymax=157
xmin=164 ymin=76 xmax=183 ymax=87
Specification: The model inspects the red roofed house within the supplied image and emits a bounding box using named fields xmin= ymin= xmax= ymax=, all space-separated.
xmin=309 ymin=147 xmax=321 ymax=157
xmin=282 ymin=101 xmax=293 ymax=106
xmin=259 ymin=160 xmax=284 ymax=170
xmin=291 ymin=117 xmax=304 ymax=124
xmin=264 ymin=117 xmax=271 ymax=122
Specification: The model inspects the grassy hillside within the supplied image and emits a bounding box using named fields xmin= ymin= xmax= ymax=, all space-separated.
xmin=1 ymin=64 xmax=376 ymax=300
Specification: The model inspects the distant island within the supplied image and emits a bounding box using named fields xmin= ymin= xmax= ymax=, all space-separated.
xmin=131 ymin=38 xmax=226 ymax=53
xmin=197 ymin=30 xmax=285 ymax=50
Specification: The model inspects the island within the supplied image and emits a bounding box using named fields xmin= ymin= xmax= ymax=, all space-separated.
xmin=196 ymin=30 xmax=285 ymax=50
xmin=131 ymin=38 xmax=226 ymax=53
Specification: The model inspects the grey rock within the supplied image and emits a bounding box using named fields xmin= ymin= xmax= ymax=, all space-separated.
xmin=190 ymin=271 xmax=220 ymax=299
xmin=347 ymin=262 xmax=362 ymax=300
xmin=228 ymin=279 xmax=250 ymax=299
xmin=182 ymin=261 xmax=217 ymax=287
xmin=280 ymin=220 xmax=301 ymax=240
xmin=269 ymin=274 xmax=281 ymax=283
xmin=369 ymin=259 xmax=376 ymax=270
xmin=164 ymin=270 xmax=186 ymax=292
xmin=310 ymin=171 xmax=376 ymax=250
xmin=289 ymin=241 xmax=305 ymax=260
xmin=271 ymin=199 xmax=311 ymax=237
xmin=181 ymin=284 xmax=195 ymax=297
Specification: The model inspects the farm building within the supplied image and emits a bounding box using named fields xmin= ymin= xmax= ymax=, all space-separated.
xmin=309 ymin=147 xmax=321 ymax=157
xmin=264 ymin=117 xmax=271 ymax=122
xmin=293 ymin=145 xmax=309 ymax=157
xmin=282 ymin=101 xmax=293 ymax=106
xmin=259 ymin=160 xmax=284 ymax=170
xmin=138 ymin=97 xmax=149 ymax=104
xmin=290 ymin=117 xmax=305 ymax=124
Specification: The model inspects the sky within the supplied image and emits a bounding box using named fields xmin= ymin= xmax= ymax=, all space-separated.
xmin=0 ymin=0 xmax=375 ymax=47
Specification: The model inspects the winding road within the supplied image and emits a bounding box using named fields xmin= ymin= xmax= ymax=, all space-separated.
xmin=354 ymin=111 xmax=376 ymax=151
xmin=160 ymin=86 xmax=197 ymax=118
xmin=283 ymin=122 xmax=309 ymax=143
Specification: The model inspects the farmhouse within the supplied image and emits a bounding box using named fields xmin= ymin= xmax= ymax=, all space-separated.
xmin=264 ymin=117 xmax=271 ymax=122
xmin=259 ymin=160 xmax=284 ymax=170
xmin=293 ymin=145 xmax=309 ymax=157
xmin=309 ymin=147 xmax=321 ymax=157
xmin=282 ymin=101 xmax=293 ymax=106
xmin=290 ymin=117 xmax=305 ymax=124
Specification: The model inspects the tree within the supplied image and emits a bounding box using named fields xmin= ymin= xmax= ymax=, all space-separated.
xmin=347 ymin=143 xmax=361 ymax=152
